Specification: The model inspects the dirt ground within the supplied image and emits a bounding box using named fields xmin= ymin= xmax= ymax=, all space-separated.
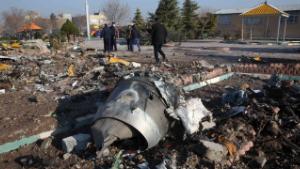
xmin=1 ymin=73 xmax=299 ymax=169
xmin=0 ymin=41 xmax=300 ymax=168
xmin=0 ymin=75 xmax=265 ymax=169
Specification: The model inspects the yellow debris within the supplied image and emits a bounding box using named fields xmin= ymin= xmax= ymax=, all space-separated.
xmin=1 ymin=43 xmax=9 ymax=49
xmin=224 ymin=141 xmax=238 ymax=157
xmin=67 ymin=64 xmax=76 ymax=77
xmin=11 ymin=42 xmax=21 ymax=49
xmin=218 ymin=136 xmax=238 ymax=157
xmin=240 ymin=83 xmax=250 ymax=90
xmin=0 ymin=63 xmax=12 ymax=72
xmin=253 ymin=55 xmax=262 ymax=62
xmin=109 ymin=57 xmax=130 ymax=66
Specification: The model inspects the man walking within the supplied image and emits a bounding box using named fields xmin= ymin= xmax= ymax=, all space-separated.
xmin=151 ymin=18 xmax=168 ymax=64
xmin=131 ymin=24 xmax=141 ymax=52
xmin=110 ymin=22 xmax=119 ymax=51
xmin=101 ymin=24 xmax=111 ymax=53
xmin=126 ymin=25 xmax=133 ymax=51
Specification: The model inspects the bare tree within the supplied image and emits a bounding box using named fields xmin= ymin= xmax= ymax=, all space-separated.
xmin=2 ymin=7 xmax=25 ymax=35
xmin=50 ymin=13 xmax=57 ymax=31
xmin=0 ymin=24 xmax=4 ymax=36
xmin=25 ymin=10 xmax=39 ymax=22
xmin=34 ymin=17 xmax=51 ymax=34
xmin=102 ymin=0 xmax=130 ymax=25
xmin=72 ymin=15 xmax=86 ymax=34
xmin=196 ymin=12 xmax=217 ymax=38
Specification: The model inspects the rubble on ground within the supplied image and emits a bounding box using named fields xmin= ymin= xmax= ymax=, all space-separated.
xmin=0 ymin=47 xmax=299 ymax=169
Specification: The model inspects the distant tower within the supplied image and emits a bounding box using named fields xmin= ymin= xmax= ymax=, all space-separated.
xmin=85 ymin=0 xmax=91 ymax=40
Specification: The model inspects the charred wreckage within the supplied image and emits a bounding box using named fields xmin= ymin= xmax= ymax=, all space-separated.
xmin=62 ymin=72 xmax=214 ymax=155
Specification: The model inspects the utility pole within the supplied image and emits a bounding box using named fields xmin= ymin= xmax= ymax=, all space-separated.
xmin=85 ymin=0 xmax=91 ymax=40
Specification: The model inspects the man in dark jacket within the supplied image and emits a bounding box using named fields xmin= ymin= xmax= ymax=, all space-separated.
xmin=151 ymin=18 xmax=168 ymax=64
xmin=101 ymin=24 xmax=111 ymax=53
xmin=131 ymin=24 xmax=141 ymax=52
xmin=110 ymin=22 xmax=119 ymax=51
xmin=126 ymin=25 xmax=133 ymax=51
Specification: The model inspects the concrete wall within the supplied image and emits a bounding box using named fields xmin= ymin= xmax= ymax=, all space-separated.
xmin=216 ymin=10 xmax=300 ymax=40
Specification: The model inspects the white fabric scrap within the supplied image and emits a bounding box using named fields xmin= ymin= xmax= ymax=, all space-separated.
xmin=176 ymin=98 xmax=213 ymax=134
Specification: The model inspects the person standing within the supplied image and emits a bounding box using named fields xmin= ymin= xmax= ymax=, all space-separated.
xmin=101 ymin=24 xmax=111 ymax=53
xmin=151 ymin=18 xmax=168 ymax=64
xmin=131 ymin=25 xmax=141 ymax=52
xmin=110 ymin=22 xmax=119 ymax=51
xmin=126 ymin=25 xmax=133 ymax=51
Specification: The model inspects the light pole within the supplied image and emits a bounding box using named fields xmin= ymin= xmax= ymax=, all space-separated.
xmin=85 ymin=0 xmax=91 ymax=40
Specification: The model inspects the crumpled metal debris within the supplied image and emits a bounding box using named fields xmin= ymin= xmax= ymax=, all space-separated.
xmin=92 ymin=75 xmax=171 ymax=150
xmin=91 ymin=72 xmax=215 ymax=151
xmin=222 ymin=89 xmax=248 ymax=106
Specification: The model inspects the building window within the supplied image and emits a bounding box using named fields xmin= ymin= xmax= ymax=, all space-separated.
xmin=288 ymin=15 xmax=298 ymax=24
xmin=244 ymin=17 xmax=261 ymax=25
xmin=218 ymin=15 xmax=231 ymax=25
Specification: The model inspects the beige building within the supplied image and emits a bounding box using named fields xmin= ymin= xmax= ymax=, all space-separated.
xmin=89 ymin=12 xmax=108 ymax=29
xmin=215 ymin=4 xmax=300 ymax=40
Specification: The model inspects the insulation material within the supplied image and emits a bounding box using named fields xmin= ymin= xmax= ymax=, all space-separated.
xmin=0 ymin=63 xmax=12 ymax=72
xmin=176 ymin=98 xmax=213 ymax=134
xmin=109 ymin=57 xmax=130 ymax=66
xmin=67 ymin=64 xmax=76 ymax=77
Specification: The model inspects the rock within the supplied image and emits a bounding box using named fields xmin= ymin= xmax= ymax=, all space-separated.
xmin=185 ymin=154 xmax=199 ymax=168
xmin=267 ymin=121 xmax=280 ymax=136
xmin=201 ymin=121 xmax=216 ymax=131
xmin=198 ymin=60 xmax=215 ymax=69
xmin=63 ymin=153 xmax=71 ymax=160
xmin=264 ymin=140 xmax=282 ymax=151
xmin=271 ymin=107 xmax=280 ymax=114
xmin=40 ymin=138 xmax=52 ymax=150
xmin=238 ymin=141 xmax=254 ymax=156
xmin=96 ymin=148 xmax=110 ymax=158
xmin=137 ymin=162 xmax=150 ymax=169
xmin=18 ymin=156 xmax=35 ymax=166
xmin=101 ymin=148 xmax=110 ymax=157
xmin=61 ymin=133 xmax=91 ymax=153
xmin=156 ymin=160 xmax=168 ymax=169
xmin=193 ymin=140 xmax=228 ymax=163
xmin=136 ymin=154 xmax=145 ymax=163
xmin=254 ymin=151 xmax=267 ymax=168
xmin=131 ymin=62 xmax=141 ymax=68
xmin=28 ymin=95 xmax=38 ymax=103
xmin=16 ymin=155 xmax=43 ymax=167
xmin=0 ymin=89 xmax=5 ymax=94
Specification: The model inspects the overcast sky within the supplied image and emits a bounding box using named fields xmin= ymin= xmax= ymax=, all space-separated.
xmin=0 ymin=0 xmax=299 ymax=19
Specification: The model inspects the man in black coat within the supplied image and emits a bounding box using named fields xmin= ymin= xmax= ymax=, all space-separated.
xmin=151 ymin=18 xmax=168 ymax=64
xmin=101 ymin=24 xmax=111 ymax=53
xmin=110 ymin=22 xmax=119 ymax=51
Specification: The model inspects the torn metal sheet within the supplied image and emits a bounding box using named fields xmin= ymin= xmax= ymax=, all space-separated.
xmin=0 ymin=55 xmax=20 ymax=61
xmin=183 ymin=73 xmax=234 ymax=92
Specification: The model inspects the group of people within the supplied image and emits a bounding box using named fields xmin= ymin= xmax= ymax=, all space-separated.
xmin=100 ymin=18 xmax=168 ymax=64
xmin=100 ymin=22 xmax=119 ymax=52
xmin=126 ymin=24 xmax=141 ymax=52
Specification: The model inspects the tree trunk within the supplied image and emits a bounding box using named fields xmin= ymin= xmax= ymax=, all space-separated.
xmin=67 ymin=34 xmax=70 ymax=42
